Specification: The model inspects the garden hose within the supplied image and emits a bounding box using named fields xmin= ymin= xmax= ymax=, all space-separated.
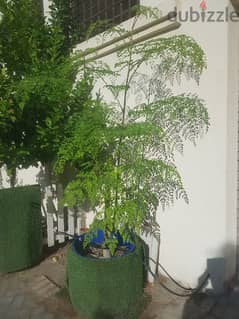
xmin=148 ymin=256 xmax=197 ymax=291
xmin=142 ymin=243 xmax=210 ymax=297
xmin=146 ymin=262 xmax=210 ymax=297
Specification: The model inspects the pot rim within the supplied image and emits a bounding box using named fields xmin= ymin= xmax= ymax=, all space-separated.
xmin=72 ymin=233 xmax=136 ymax=261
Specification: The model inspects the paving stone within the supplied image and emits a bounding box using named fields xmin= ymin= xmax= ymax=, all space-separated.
xmin=18 ymin=309 xmax=31 ymax=319
xmin=2 ymin=312 xmax=19 ymax=319
xmin=30 ymin=305 xmax=46 ymax=316
xmin=0 ymin=295 xmax=15 ymax=305
xmin=22 ymin=299 xmax=38 ymax=312
xmin=0 ymin=305 xmax=13 ymax=317
xmin=11 ymin=294 xmax=25 ymax=309
xmin=0 ymin=279 xmax=8 ymax=292
xmin=31 ymin=311 xmax=49 ymax=319
xmin=31 ymin=275 xmax=60 ymax=299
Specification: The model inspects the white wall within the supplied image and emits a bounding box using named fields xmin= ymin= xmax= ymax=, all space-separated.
xmin=153 ymin=0 xmax=239 ymax=286
xmin=0 ymin=166 xmax=40 ymax=189
xmin=42 ymin=0 xmax=51 ymax=19
xmin=137 ymin=0 xmax=239 ymax=286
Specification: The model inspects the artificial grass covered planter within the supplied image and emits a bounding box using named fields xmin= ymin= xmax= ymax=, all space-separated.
xmin=0 ymin=184 xmax=42 ymax=273
xmin=67 ymin=234 xmax=144 ymax=319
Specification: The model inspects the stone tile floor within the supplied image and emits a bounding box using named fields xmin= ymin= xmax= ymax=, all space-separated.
xmin=141 ymin=277 xmax=239 ymax=319
xmin=0 ymin=244 xmax=81 ymax=319
xmin=1 ymin=245 xmax=239 ymax=319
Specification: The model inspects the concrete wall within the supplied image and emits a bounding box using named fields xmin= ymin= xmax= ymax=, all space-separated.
xmin=12 ymin=0 xmax=238 ymax=286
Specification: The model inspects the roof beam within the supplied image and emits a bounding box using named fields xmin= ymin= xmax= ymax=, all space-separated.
xmin=78 ymin=12 xmax=181 ymax=62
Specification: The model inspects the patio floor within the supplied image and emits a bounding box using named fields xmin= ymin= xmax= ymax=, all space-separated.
xmin=1 ymin=244 xmax=239 ymax=319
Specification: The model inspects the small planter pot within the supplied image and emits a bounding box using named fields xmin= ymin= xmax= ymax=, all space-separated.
xmin=67 ymin=232 xmax=144 ymax=319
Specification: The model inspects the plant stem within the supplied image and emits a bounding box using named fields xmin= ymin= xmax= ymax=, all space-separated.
xmin=114 ymin=36 xmax=134 ymax=216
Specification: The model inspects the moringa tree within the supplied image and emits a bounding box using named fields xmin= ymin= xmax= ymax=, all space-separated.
xmin=55 ymin=7 xmax=209 ymax=254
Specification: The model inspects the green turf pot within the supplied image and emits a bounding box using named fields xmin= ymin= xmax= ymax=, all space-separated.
xmin=0 ymin=185 xmax=42 ymax=273
xmin=67 ymin=234 xmax=144 ymax=319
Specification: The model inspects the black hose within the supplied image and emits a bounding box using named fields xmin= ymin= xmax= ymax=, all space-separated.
xmin=158 ymin=277 xmax=210 ymax=297
xmin=145 ymin=262 xmax=210 ymax=297
xmin=148 ymin=256 xmax=195 ymax=291
xmin=142 ymin=243 xmax=210 ymax=297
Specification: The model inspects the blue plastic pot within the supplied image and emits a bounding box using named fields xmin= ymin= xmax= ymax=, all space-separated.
xmin=72 ymin=229 xmax=135 ymax=259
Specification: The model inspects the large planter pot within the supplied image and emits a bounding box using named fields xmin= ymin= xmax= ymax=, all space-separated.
xmin=67 ymin=232 xmax=144 ymax=319
xmin=0 ymin=185 xmax=42 ymax=273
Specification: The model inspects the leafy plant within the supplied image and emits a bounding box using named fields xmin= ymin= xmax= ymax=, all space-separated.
xmin=0 ymin=0 xmax=91 ymax=185
xmin=56 ymin=7 xmax=209 ymax=255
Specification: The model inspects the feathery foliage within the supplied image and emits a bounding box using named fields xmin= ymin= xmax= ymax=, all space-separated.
xmin=55 ymin=7 xmax=209 ymax=255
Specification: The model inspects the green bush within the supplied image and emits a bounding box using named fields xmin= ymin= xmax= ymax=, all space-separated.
xmin=0 ymin=185 xmax=42 ymax=273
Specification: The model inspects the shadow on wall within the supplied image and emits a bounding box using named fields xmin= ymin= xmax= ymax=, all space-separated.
xmin=182 ymin=243 xmax=238 ymax=319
